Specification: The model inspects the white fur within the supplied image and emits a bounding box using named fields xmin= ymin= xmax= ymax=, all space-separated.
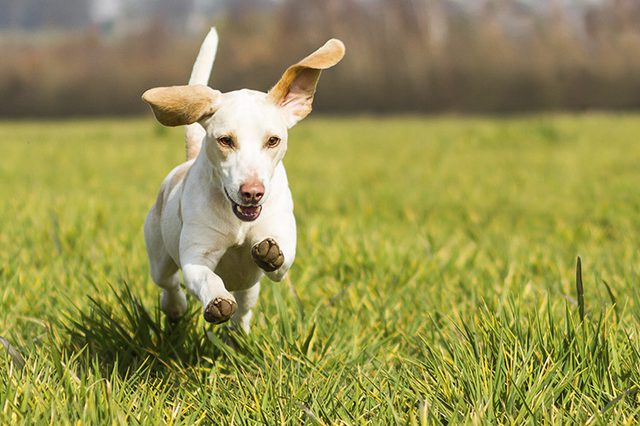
xmin=185 ymin=28 xmax=218 ymax=160
xmin=144 ymin=32 xmax=297 ymax=333
xmin=143 ymin=33 xmax=344 ymax=333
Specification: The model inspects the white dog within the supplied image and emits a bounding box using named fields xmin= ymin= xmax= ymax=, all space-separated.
xmin=141 ymin=29 xmax=345 ymax=332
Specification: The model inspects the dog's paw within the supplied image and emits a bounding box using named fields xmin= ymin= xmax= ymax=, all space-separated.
xmin=251 ymin=238 xmax=284 ymax=272
xmin=204 ymin=297 xmax=237 ymax=324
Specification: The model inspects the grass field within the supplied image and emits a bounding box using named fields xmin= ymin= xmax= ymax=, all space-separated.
xmin=1 ymin=115 xmax=640 ymax=423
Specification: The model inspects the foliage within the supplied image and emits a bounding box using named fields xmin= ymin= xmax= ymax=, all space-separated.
xmin=3 ymin=1 xmax=640 ymax=116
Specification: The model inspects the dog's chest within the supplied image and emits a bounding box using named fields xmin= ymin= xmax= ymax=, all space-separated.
xmin=216 ymin=242 xmax=262 ymax=291
xmin=229 ymin=221 xmax=253 ymax=247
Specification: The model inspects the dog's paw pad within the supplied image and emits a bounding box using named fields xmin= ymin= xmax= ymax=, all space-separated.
xmin=251 ymin=238 xmax=284 ymax=272
xmin=204 ymin=297 xmax=237 ymax=324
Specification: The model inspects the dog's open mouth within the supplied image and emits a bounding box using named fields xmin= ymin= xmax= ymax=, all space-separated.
xmin=225 ymin=189 xmax=262 ymax=222
xmin=232 ymin=203 xmax=262 ymax=222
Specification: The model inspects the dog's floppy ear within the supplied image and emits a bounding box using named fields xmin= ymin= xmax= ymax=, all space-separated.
xmin=142 ymin=85 xmax=221 ymax=127
xmin=268 ymin=39 xmax=345 ymax=128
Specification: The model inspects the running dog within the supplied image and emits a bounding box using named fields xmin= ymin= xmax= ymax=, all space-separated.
xmin=141 ymin=29 xmax=345 ymax=332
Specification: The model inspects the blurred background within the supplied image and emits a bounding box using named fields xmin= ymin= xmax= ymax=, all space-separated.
xmin=1 ymin=0 xmax=640 ymax=118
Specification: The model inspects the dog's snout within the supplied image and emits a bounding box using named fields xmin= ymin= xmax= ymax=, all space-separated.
xmin=240 ymin=180 xmax=265 ymax=204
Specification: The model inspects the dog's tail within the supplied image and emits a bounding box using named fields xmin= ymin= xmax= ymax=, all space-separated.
xmin=185 ymin=27 xmax=218 ymax=161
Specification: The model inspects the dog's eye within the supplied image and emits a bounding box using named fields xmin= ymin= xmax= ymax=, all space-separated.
xmin=217 ymin=136 xmax=234 ymax=148
xmin=266 ymin=136 xmax=281 ymax=148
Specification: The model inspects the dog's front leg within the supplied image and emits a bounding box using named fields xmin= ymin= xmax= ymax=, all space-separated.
xmin=181 ymin=247 xmax=237 ymax=324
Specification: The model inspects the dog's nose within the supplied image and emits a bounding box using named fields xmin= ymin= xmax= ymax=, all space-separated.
xmin=239 ymin=181 xmax=265 ymax=204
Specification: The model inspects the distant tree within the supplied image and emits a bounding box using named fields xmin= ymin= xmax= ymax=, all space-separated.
xmin=149 ymin=0 xmax=195 ymax=33
xmin=0 ymin=0 xmax=90 ymax=29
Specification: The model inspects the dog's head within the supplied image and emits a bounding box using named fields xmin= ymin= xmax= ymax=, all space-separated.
xmin=142 ymin=39 xmax=345 ymax=222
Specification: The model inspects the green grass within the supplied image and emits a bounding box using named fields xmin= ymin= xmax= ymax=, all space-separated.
xmin=1 ymin=114 xmax=640 ymax=424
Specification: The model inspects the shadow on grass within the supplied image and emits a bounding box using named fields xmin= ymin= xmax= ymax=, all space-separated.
xmin=56 ymin=281 xmax=244 ymax=377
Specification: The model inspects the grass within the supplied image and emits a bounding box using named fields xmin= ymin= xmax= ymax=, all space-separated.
xmin=1 ymin=114 xmax=640 ymax=423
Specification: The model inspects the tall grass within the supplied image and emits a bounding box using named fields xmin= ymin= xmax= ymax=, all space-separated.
xmin=1 ymin=115 xmax=640 ymax=423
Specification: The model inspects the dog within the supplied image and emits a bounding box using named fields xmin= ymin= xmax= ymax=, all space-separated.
xmin=141 ymin=29 xmax=345 ymax=332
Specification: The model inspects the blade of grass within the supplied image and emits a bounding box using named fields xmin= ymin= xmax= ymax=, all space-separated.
xmin=576 ymin=256 xmax=585 ymax=322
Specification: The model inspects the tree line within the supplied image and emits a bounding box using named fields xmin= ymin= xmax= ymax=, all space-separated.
xmin=1 ymin=0 xmax=640 ymax=117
